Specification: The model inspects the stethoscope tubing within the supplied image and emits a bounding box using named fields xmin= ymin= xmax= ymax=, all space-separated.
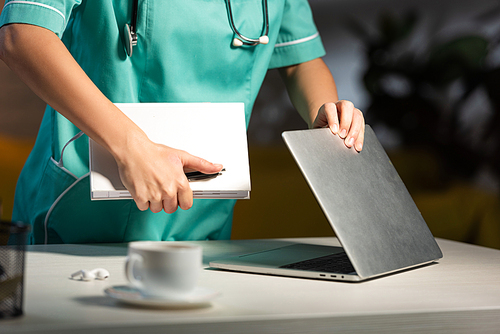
xmin=131 ymin=0 xmax=138 ymax=32
xmin=227 ymin=0 xmax=269 ymax=46
xmin=124 ymin=0 xmax=269 ymax=56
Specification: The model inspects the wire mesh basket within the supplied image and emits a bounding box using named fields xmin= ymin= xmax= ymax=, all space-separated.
xmin=0 ymin=221 xmax=29 ymax=319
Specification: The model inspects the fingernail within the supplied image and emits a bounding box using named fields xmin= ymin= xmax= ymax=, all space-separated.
xmin=331 ymin=124 xmax=339 ymax=134
xmin=340 ymin=129 xmax=347 ymax=138
xmin=347 ymin=137 xmax=354 ymax=147
xmin=356 ymin=142 xmax=363 ymax=151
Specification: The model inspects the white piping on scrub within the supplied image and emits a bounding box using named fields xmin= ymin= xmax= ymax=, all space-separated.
xmin=274 ymin=32 xmax=319 ymax=48
xmin=44 ymin=172 xmax=90 ymax=244
xmin=3 ymin=1 xmax=66 ymax=22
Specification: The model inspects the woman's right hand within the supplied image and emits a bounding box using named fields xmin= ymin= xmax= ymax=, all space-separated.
xmin=115 ymin=134 xmax=223 ymax=213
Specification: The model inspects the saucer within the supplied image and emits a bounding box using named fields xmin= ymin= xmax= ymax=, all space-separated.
xmin=104 ymin=285 xmax=220 ymax=309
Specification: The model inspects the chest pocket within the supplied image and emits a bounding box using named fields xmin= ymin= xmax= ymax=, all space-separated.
xmin=138 ymin=0 xmax=275 ymax=106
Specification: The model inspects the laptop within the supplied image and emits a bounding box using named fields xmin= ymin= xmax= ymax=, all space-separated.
xmin=209 ymin=126 xmax=443 ymax=282
xmin=89 ymin=103 xmax=251 ymax=200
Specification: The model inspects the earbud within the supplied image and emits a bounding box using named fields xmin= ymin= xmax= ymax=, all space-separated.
xmin=71 ymin=268 xmax=110 ymax=281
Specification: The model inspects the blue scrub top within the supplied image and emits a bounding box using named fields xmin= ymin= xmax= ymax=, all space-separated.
xmin=0 ymin=0 xmax=326 ymax=244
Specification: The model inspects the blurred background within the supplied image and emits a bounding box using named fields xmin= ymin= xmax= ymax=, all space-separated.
xmin=1 ymin=0 xmax=499 ymax=249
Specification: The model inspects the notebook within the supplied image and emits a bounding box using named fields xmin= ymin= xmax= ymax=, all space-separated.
xmin=209 ymin=126 xmax=443 ymax=282
xmin=89 ymin=103 xmax=251 ymax=200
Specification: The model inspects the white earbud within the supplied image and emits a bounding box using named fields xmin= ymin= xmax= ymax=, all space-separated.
xmin=71 ymin=268 xmax=110 ymax=281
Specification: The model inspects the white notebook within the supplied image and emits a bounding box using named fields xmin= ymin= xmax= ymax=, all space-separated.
xmin=89 ymin=103 xmax=251 ymax=200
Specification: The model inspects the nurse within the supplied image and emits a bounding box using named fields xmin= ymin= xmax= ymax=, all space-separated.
xmin=0 ymin=0 xmax=365 ymax=244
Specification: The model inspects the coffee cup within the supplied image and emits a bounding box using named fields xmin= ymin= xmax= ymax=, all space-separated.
xmin=125 ymin=241 xmax=202 ymax=300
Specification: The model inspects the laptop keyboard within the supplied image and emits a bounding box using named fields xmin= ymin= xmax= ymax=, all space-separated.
xmin=279 ymin=251 xmax=356 ymax=275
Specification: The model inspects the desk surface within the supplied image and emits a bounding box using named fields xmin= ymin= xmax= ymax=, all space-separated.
xmin=1 ymin=238 xmax=500 ymax=334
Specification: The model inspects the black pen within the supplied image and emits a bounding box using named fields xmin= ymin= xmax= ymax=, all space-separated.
xmin=185 ymin=168 xmax=226 ymax=181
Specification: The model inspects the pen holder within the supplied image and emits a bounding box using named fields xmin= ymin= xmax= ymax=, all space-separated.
xmin=0 ymin=221 xmax=29 ymax=319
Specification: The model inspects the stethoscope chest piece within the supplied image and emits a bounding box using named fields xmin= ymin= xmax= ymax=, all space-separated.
xmin=124 ymin=23 xmax=137 ymax=57
xmin=124 ymin=0 xmax=139 ymax=57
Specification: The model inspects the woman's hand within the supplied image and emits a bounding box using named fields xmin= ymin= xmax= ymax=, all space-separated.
xmin=116 ymin=135 xmax=223 ymax=213
xmin=313 ymin=100 xmax=365 ymax=152
xmin=279 ymin=58 xmax=365 ymax=151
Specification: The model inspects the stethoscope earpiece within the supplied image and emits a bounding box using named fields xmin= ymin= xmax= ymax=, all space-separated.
xmin=232 ymin=38 xmax=244 ymax=47
xmin=232 ymin=35 xmax=269 ymax=48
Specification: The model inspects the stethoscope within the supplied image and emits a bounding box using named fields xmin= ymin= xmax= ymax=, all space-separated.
xmin=123 ymin=0 xmax=269 ymax=57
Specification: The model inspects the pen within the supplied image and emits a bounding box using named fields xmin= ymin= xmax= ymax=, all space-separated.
xmin=185 ymin=168 xmax=226 ymax=181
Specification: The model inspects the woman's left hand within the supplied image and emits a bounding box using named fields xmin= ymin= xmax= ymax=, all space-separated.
xmin=313 ymin=100 xmax=365 ymax=152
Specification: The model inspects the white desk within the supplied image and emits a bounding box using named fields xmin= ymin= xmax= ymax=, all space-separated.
xmin=1 ymin=238 xmax=500 ymax=333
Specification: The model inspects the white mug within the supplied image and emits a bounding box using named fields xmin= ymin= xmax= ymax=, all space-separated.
xmin=125 ymin=241 xmax=202 ymax=299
